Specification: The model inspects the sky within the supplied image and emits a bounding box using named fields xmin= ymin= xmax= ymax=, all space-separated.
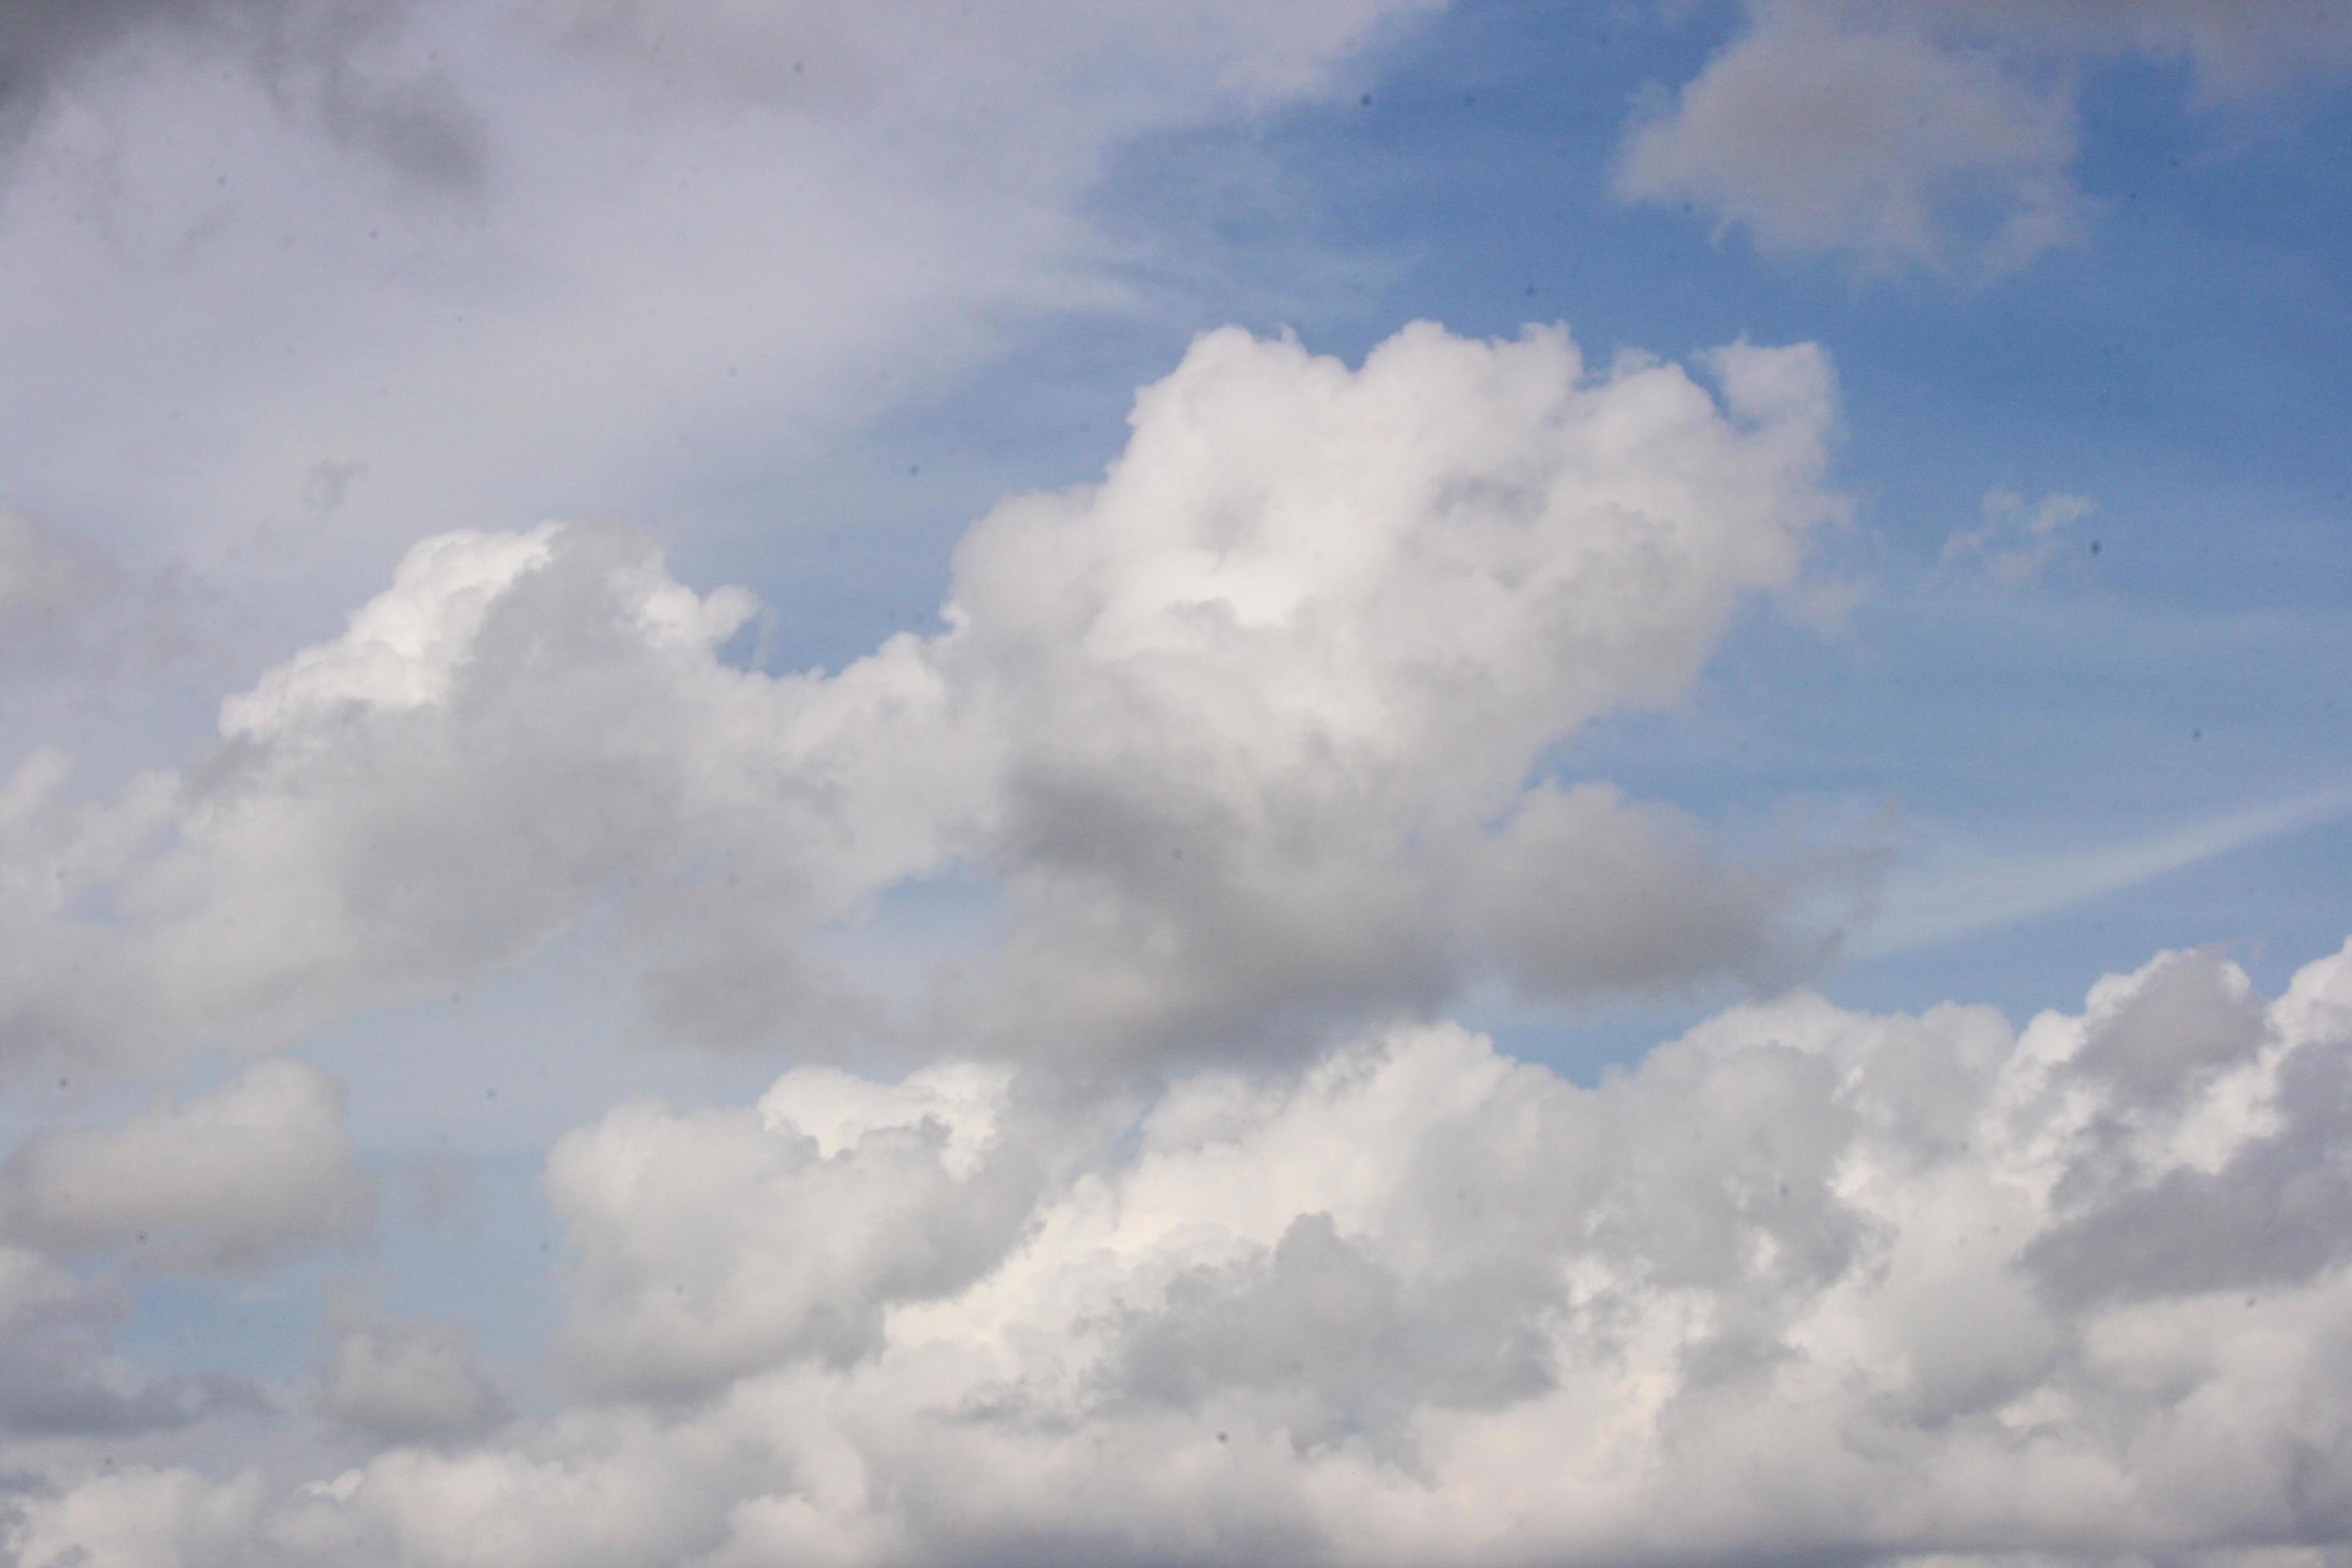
xmin=1 ymin=2 xmax=2350 ymax=1564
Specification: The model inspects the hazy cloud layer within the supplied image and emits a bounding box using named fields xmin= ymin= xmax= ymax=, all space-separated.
xmin=0 ymin=0 xmax=1435 ymax=660
xmin=0 ymin=321 xmax=1852 ymax=1079
xmin=4 ymin=937 xmax=2348 ymax=1565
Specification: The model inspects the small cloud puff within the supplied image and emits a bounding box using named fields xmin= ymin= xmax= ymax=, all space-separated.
xmin=1942 ymin=488 xmax=2097 ymax=583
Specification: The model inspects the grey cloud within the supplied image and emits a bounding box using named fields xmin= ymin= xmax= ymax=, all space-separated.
xmin=318 ymin=1314 xmax=507 ymax=1442
xmin=0 ymin=1060 xmax=374 ymax=1272
xmin=2032 ymin=1035 xmax=2352 ymax=1306
xmin=1618 ymin=3 xmax=2086 ymax=278
xmin=0 ymin=0 xmax=183 ymax=142
xmin=1622 ymin=0 xmax=2352 ymax=276
xmin=1110 ymin=1212 xmax=1554 ymax=1453
xmin=1464 ymin=782 xmax=1840 ymax=1000
xmin=0 ymin=1247 xmax=262 ymax=1439
xmin=2074 ymin=946 xmax=2267 ymax=1106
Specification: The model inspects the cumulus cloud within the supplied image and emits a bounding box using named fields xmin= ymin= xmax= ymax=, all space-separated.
xmin=7 ymin=934 xmax=2350 ymax=1564
xmin=0 ymin=1060 xmax=374 ymax=1271
xmin=0 ymin=321 xmax=1854 ymax=1079
xmin=932 ymin=325 xmax=1850 ymax=1060
xmin=1621 ymin=0 xmax=2352 ymax=275
xmin=546 ymin=1062 xmax=1037 ymax=1398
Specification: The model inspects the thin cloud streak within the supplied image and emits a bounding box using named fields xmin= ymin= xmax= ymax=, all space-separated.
xmin=1858 ymin=786 xmax=2352 ymax=956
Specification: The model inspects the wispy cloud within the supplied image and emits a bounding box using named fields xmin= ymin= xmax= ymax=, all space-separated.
xmin=1859 ymin=786 xmax=2352 ymax=955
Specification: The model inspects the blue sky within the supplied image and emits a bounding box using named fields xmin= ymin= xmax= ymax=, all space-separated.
xmin=3 ymin=2 xmax=2352 ymax=1563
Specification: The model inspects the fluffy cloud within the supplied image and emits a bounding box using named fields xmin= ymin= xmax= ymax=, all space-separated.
xmin=545 ymin=1062 xmax=1034 ymax=1398
xmin=0 ymin=320 xmax=1850 ymax=1079
xmin=8 ymin=934 xmax=2349 ymax=1565
xmin=931 ymin=324 xmax=1849 ymax=1059
xmin=0 ymin=1060 xmax=374 ymax=1270
xmin=1621 ymin=0 xmax=2352 ymax=276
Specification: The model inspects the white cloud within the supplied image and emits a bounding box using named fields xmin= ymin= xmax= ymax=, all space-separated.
xmin=0 ymin=320 xmax=1854 ymax=1079
xmin=1621 ymin=0 xmax=2352 ymax=276
xmin=9 ymin=933 xmax=2350 ymax=1565
xmin=545 ymin=1063 xmax=1038 ymax=1398
xmin=0 ymin=1059 xmax=374 ymax=1271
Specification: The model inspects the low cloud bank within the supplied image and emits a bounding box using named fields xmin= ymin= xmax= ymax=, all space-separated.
xmin=5 ymin=936 xmax=2350 ymax=1566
